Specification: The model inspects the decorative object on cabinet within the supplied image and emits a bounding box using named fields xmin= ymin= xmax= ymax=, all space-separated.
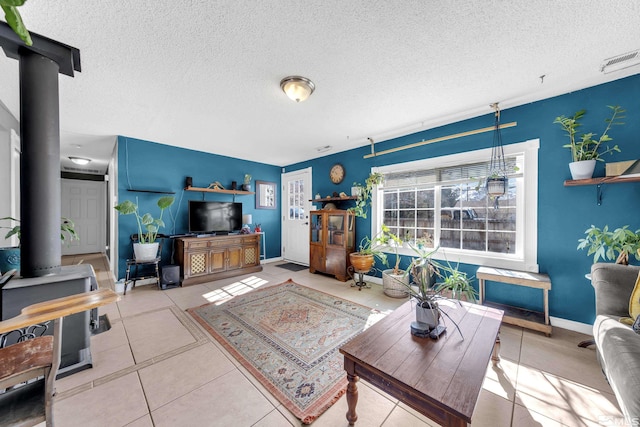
xmin=553 ymin=105 xmax=625 ymax=180
xmin=349 ymin=172 xmax=384 ymax=219
xmin=207 ymin=181 xmax=225 ymax=190
xmin=241 ymin=214 xmax=253 ymax=234
xmin=309 ymin=210 xmax=355 ymax=282
xmin=175 ymin=234 xmax=262 ymax=286
xmin=256 ymin=180 xmax=276 ymax=209
xmin=329 ymin=163 xmax=345 ymax=184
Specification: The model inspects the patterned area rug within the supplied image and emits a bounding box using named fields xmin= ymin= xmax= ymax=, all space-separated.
xmin=187 ymin=279 xmax=377 ymax=424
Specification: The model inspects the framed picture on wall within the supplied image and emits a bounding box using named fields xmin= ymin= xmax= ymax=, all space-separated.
xmin=256 ymin=180 xmax=277 ymax=209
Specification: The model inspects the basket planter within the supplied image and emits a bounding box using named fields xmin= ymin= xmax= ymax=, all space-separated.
xmin=382 ymin=269 xmax=409 ymax=298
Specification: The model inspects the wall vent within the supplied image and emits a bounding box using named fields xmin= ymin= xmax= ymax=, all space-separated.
xmin=601 ymin=49 xmax=640 ymax=73
xmin=63 ymin=165 xmax=102 ymax=174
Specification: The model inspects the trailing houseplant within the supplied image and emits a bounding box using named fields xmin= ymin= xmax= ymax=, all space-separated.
xmin=349 ymin=172 xmax=383 ymax=219
xmin=114 ymin=196 xmax=175 ymax=260
xmin=434 ymin=260 xmax=478 ymax=302
xmin=577 ymin=224 xmax=640 ymax=265
xmin=553 ymin=105 xmax=625 ymax=179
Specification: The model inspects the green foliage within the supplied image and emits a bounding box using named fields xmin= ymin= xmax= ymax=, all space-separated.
xmin=376 ymin=224 xmax=403 ymax=273
xmin=355 ymin=235 xmax=388 ymax=266
xmin=114 ymin=196 xmax=175 ymax=244
xmin=1 ymin=0 xmax=32 ymax=46
xmin=0 ymin=216 xmax=79 ymax=245
xmin=553 ymin=105 xmax=625 ymax=162
xmin=434 ymin=260 xmax=477 ymax=302
xmin=577 ymin=224 xmax=640 ymax=264
xmin=349 ymin=172 xmax=384 ymax=219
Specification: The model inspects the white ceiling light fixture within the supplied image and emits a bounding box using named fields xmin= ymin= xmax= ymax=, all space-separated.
xmin=280 ymin=76 xmax=315 ymax=102
xmin=600 ymin=49 xmax=640 ymax=74
xmin=69 ymin=156 xmax=91 ymax=165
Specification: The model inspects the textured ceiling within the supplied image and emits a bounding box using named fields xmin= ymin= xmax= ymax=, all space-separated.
xmin=0 ymin=1 xmax=639 ymax=172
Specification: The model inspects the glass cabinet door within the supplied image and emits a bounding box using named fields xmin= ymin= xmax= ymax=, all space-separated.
xmin=328 ymin=213 xmax=345 ymax=246
xmin=310 ymin=212 xmax=323 ymax=244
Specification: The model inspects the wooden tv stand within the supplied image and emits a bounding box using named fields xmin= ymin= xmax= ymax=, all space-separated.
xmin=175 ymin=234 xmax=262 ymax=286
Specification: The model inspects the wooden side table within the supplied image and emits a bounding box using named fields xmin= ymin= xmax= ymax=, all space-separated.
xmin=477 ymin=266 xmax=552 ymax=336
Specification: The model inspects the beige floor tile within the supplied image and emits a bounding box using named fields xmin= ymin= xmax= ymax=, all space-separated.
xmin=151 ymin=370 xmax=274 ymax=427
xmin=496 ymin=323 xmax=523 ymax=362
xmin=56 ymin=341 xmax=134 ymax=392
xmin=124 ymin=414 xmax=154 ymax=427
xmin=54 ymin=372 xmax=148 ymax=427
xmin=164 ymin=283 xmax=224 ymax=310
xmin=117 ymin=285 xmax=175 ymax=317
xmin=98 ymin=300 xmax=121 ymax=321
xmin=483 ymin=358 xmax=518 ymax=401
xmin=383 ymin=405 xmax=439 ymax=427
xmin=252 ymin=409 xmax=297 ymax=427
xmin=139 ymin=342 xmax=236 ymax=410
xmin=470 ymin=389 xmax=513 ymax=427
xmin=123 ymin=308 xmax=196 ymax=362
xmin=515 ymin=364 xmax=622 ymax=426
xmin=512 ymin=403 xmax=563 ymax=427
xmin=90 ymin=320 xmax=129 ymax=354
xmin=312 ymin=381 xmax=397 ymax=427
xmin=520 ymin=328 xmax=610 ymax=392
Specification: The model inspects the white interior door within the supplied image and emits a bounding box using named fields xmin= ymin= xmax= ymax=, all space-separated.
xmin=61 ymin=179 xmax=106 ymax=255
xmin=281 ymin=168 xmax=312 ymax=265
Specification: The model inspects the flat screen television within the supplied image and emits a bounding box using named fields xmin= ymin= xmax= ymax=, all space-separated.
xmin=188 ymin=201 xmax=242 ymax=234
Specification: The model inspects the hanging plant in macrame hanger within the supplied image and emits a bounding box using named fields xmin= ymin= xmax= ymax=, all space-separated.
xmin=486 ymin=102 xmax=508 ymax=208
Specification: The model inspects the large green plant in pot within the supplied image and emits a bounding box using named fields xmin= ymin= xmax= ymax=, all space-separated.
xmin=114 ymin=196 xmax=175 ymax=260
xmin=577 ymin=224 xmax=640 ymax=265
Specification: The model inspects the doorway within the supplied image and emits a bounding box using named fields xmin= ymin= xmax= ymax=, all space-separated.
xmin=281 ymin=168 xmax=312 ymax=265
xmin=61 ymin=178 xmax=107 ymax=255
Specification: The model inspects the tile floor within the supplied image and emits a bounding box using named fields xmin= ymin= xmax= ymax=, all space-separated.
xmin=46 ymin=254 xmax=623 ymax=427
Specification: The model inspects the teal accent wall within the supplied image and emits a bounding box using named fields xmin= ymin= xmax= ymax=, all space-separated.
xmin=286 ymin=74 xmax=640 ymax=325
xmin=116 ymin=136 xmax=281 ymax=278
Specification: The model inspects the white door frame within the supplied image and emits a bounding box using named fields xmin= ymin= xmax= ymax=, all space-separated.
xmin=281 ymin=167 xmax=312 ymax=265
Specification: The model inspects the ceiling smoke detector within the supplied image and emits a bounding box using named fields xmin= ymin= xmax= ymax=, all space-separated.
xmin=600 ymin=49 xmax=640 ymax=74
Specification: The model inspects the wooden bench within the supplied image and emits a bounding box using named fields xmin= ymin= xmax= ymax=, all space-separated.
xmin=0 ymin=288 xmax=119 ymax=427
xmin=477 ymin=266 xmax=552 ymax=336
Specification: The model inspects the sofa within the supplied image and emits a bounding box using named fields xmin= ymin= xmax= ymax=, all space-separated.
xmin=591 ymin=262 xmax=640 ymax=422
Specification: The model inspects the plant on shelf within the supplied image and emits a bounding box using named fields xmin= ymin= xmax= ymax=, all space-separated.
xmin=553 ymin=105 xmax=625 ymax=179
xmin=243 ymin=174 xmax=252 ymax=191
xmin=348 ymin=172 xmax=384 ymax=219
xmin=577 ymin=224 xmax=640 ymax=265
xmin=0 ymin=0 xmax=32 ymax=46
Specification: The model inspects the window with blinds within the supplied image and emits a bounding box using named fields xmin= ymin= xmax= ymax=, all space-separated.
xmin=371 ymin=139 xmax=540 ymax=271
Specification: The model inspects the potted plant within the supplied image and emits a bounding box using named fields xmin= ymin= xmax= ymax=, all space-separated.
xmin=243 ymin=174 xmax=252 ymax=191
xmin=577 ymin=224 xmax=640 ymax=265
xmin=114 ymin=196 xmax=175 ymax=261
xmin=349 ymin=234 xmax=387 ymax=273
xmin=434 ymin=260 xmax=478 ymax=302
xmin=406 ymin=244 xmax=441 ymax=328
xmin=0 ymin=216 xmax=78 ymax=274
xmin=377 ymin=224 xmax=410 ymax=298
xmin=348 ymin=172 xmax=383 ymax=219
xmin=553 ymin=105 xmax=625 ymax=180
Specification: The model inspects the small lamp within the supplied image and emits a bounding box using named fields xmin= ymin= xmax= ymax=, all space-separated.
xmin=242 ymin=214 xmax=253 ymax=233
xmin=280 ymin=76 xmax=315 ymax=102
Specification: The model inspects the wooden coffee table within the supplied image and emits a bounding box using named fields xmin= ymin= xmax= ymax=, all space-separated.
xmin=339 ymin=299 xmax=503 ymax=426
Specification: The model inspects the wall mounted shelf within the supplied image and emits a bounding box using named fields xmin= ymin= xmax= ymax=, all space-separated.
xmin=310 ymin=196 xmax=358 ymax=203
xmin=564 ymin=175 xmax=640 ymax=205
xmin=127 ymin=189 xmax=175 ymax=194
xmin=185 ymin=186 xmax=254 ymax=195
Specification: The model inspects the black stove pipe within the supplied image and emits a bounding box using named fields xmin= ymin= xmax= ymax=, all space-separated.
xmin=19 ymin=50 xmax=61 ymax=277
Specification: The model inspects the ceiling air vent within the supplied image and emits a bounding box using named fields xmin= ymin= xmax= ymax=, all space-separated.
xmin=63 ymin=165 xmax=101 ymax=174
xmin=600 ymin=49 xmax=640 ymax=74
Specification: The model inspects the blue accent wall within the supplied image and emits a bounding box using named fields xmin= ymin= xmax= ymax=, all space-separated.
xmin=286 ymin=74 xmax=640 ymax=325
xmin=116 ymin=136 xmax=281 ymax=277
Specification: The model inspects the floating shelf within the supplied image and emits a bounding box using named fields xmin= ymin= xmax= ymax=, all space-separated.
xmin=127 ymin=189 xmax=175 ymax=194
xmin=185 ymin=186 xmax=254 ymax=195
xmin=564 ymin=175 xmax=640 ymax=205
xmin=563 ymin=175 xmax=640 ymax=186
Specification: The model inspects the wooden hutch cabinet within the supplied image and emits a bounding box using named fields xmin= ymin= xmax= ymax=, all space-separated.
xmin=309 ymin=209 xmax=355 ymax=281
xmin=175 ymin=234 xmax=262 ymax=286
